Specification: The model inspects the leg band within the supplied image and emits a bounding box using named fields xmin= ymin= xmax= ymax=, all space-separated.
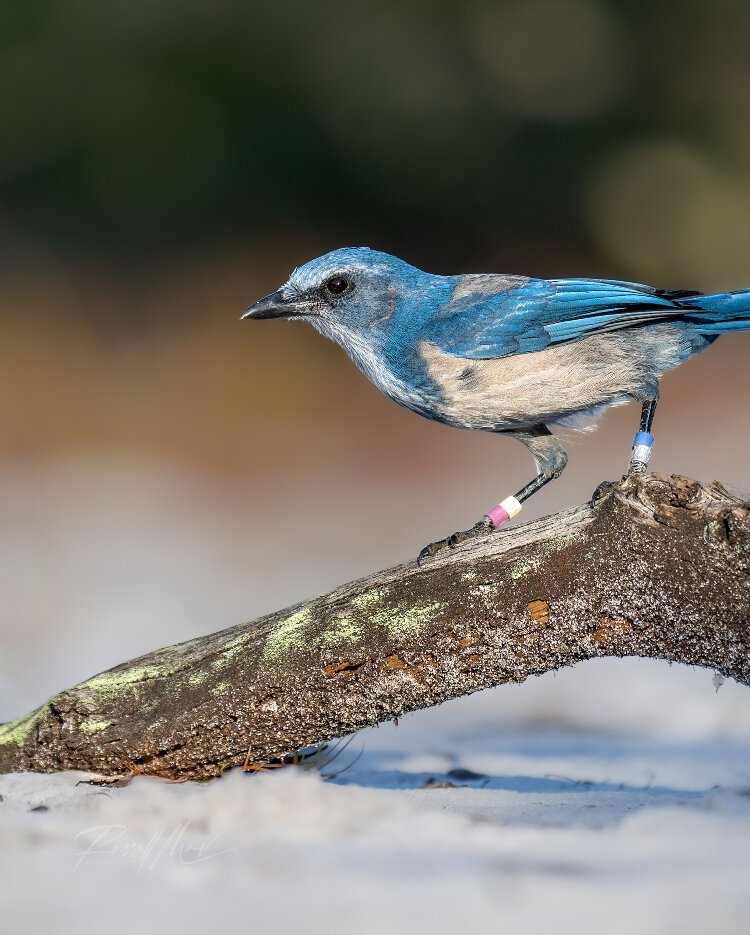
xmin=485 ymin=496 xmax=523 ymax=529
xmin=629 ymin=431 xmax=654 ymax=472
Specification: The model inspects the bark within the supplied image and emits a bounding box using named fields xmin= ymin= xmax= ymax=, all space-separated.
xmin=1 ymin=473 xmax=748 ymax=780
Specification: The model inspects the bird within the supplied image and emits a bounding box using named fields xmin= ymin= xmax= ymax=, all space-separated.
xmin=242 ymin=247 xmax=750 ymax=562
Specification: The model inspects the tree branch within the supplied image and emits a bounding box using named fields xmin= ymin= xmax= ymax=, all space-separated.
xmin=1 ymin=473 xmax=748 ymax=780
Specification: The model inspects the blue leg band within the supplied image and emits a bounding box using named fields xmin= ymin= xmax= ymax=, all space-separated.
xmin=629 ymin=432 xmax=654 ymax=474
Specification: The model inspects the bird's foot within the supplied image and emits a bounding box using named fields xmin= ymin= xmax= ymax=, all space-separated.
xmin=417 ymin=519 xmax=493 ymax=565
xmin=591 ymin=479 xmax=618 ymax=503
xmin=417 ymin=496 xmax=524 ymax=565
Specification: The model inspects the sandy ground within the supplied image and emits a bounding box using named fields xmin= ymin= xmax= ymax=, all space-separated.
xmin=1 ymin=459 xmax=749 ymax=933
xmin=1 ymin=692 xmax=749 ymax=935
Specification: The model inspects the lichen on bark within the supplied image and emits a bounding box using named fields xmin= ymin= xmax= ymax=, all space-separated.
xmin=1 ymin=473 xmax=748 ymax=780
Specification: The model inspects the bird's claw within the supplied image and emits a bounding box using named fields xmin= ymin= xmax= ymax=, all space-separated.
xmin=417 ymin=519 xmax=492 ymax=565
xmin=590 ymin=479 xmax=618 ymax=504
xmin=417 ymin=540 xmax=447 ymax=564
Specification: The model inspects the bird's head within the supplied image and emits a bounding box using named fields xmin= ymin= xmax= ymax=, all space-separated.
xmin=242 ymin=247 xmax=429 ymax=335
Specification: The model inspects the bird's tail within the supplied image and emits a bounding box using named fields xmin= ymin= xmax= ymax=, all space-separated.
xmin=680 ymin=288 xmax=750 ymax=334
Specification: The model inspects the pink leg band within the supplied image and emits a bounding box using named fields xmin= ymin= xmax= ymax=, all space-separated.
xmin=484 ymin=496 xmax=523 ymax=529
xmin=485 ymin=505 xmax=510 ymax=528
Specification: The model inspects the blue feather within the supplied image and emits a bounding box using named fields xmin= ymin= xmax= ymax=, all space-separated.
xmin=428 ymin=277 xmax=683 ymax=359
xmin=679 ymin=289 xmax=750 ymax=333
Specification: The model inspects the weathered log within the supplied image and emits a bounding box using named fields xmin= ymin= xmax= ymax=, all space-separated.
xmin=1 ymin=473 xmax=748 ymax=780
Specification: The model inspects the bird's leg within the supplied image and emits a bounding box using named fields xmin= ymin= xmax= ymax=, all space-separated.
xmin=417 ymin=426 xmax=568 ymax=563
xmin=485 ymin=426 xmax=568 ymax=525
xmin=628 ymin=397 xmax=658 ymax=475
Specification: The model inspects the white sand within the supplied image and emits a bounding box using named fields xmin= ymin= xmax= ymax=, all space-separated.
xmin=2 ymin=673 xmax=750 ymax=935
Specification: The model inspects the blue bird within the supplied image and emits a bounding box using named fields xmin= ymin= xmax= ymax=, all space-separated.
xmin=242 ymin=247 xmax=750 ymax=562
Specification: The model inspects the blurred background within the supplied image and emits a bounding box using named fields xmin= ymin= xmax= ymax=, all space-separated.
xmin=1 ymin=0 xmax=749 ymax=735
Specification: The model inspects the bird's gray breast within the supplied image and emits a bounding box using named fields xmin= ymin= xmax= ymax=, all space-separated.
xmin=418 ymin=327 xmax=689 ymax=429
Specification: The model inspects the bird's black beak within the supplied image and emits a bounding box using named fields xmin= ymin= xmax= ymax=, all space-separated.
xmin=241 ymin=289 xmax=308 ymax=320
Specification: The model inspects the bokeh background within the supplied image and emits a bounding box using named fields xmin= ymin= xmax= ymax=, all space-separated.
xmin=1 ymin=0 xmax=749 ymax=732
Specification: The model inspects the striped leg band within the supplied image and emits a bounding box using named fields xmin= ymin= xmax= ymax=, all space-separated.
xmin=485 ymin=496 xmax=523 ymax=529
xmin=630 ymin=431 xmax=654 ymax=472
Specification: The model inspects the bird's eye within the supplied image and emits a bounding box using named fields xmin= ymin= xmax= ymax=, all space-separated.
xmin=324 ymin=276 xmax=351 ymax=296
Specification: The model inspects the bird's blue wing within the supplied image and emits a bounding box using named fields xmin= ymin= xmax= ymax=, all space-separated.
xmin=426 ymin=278 xmax=690 ymax=359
